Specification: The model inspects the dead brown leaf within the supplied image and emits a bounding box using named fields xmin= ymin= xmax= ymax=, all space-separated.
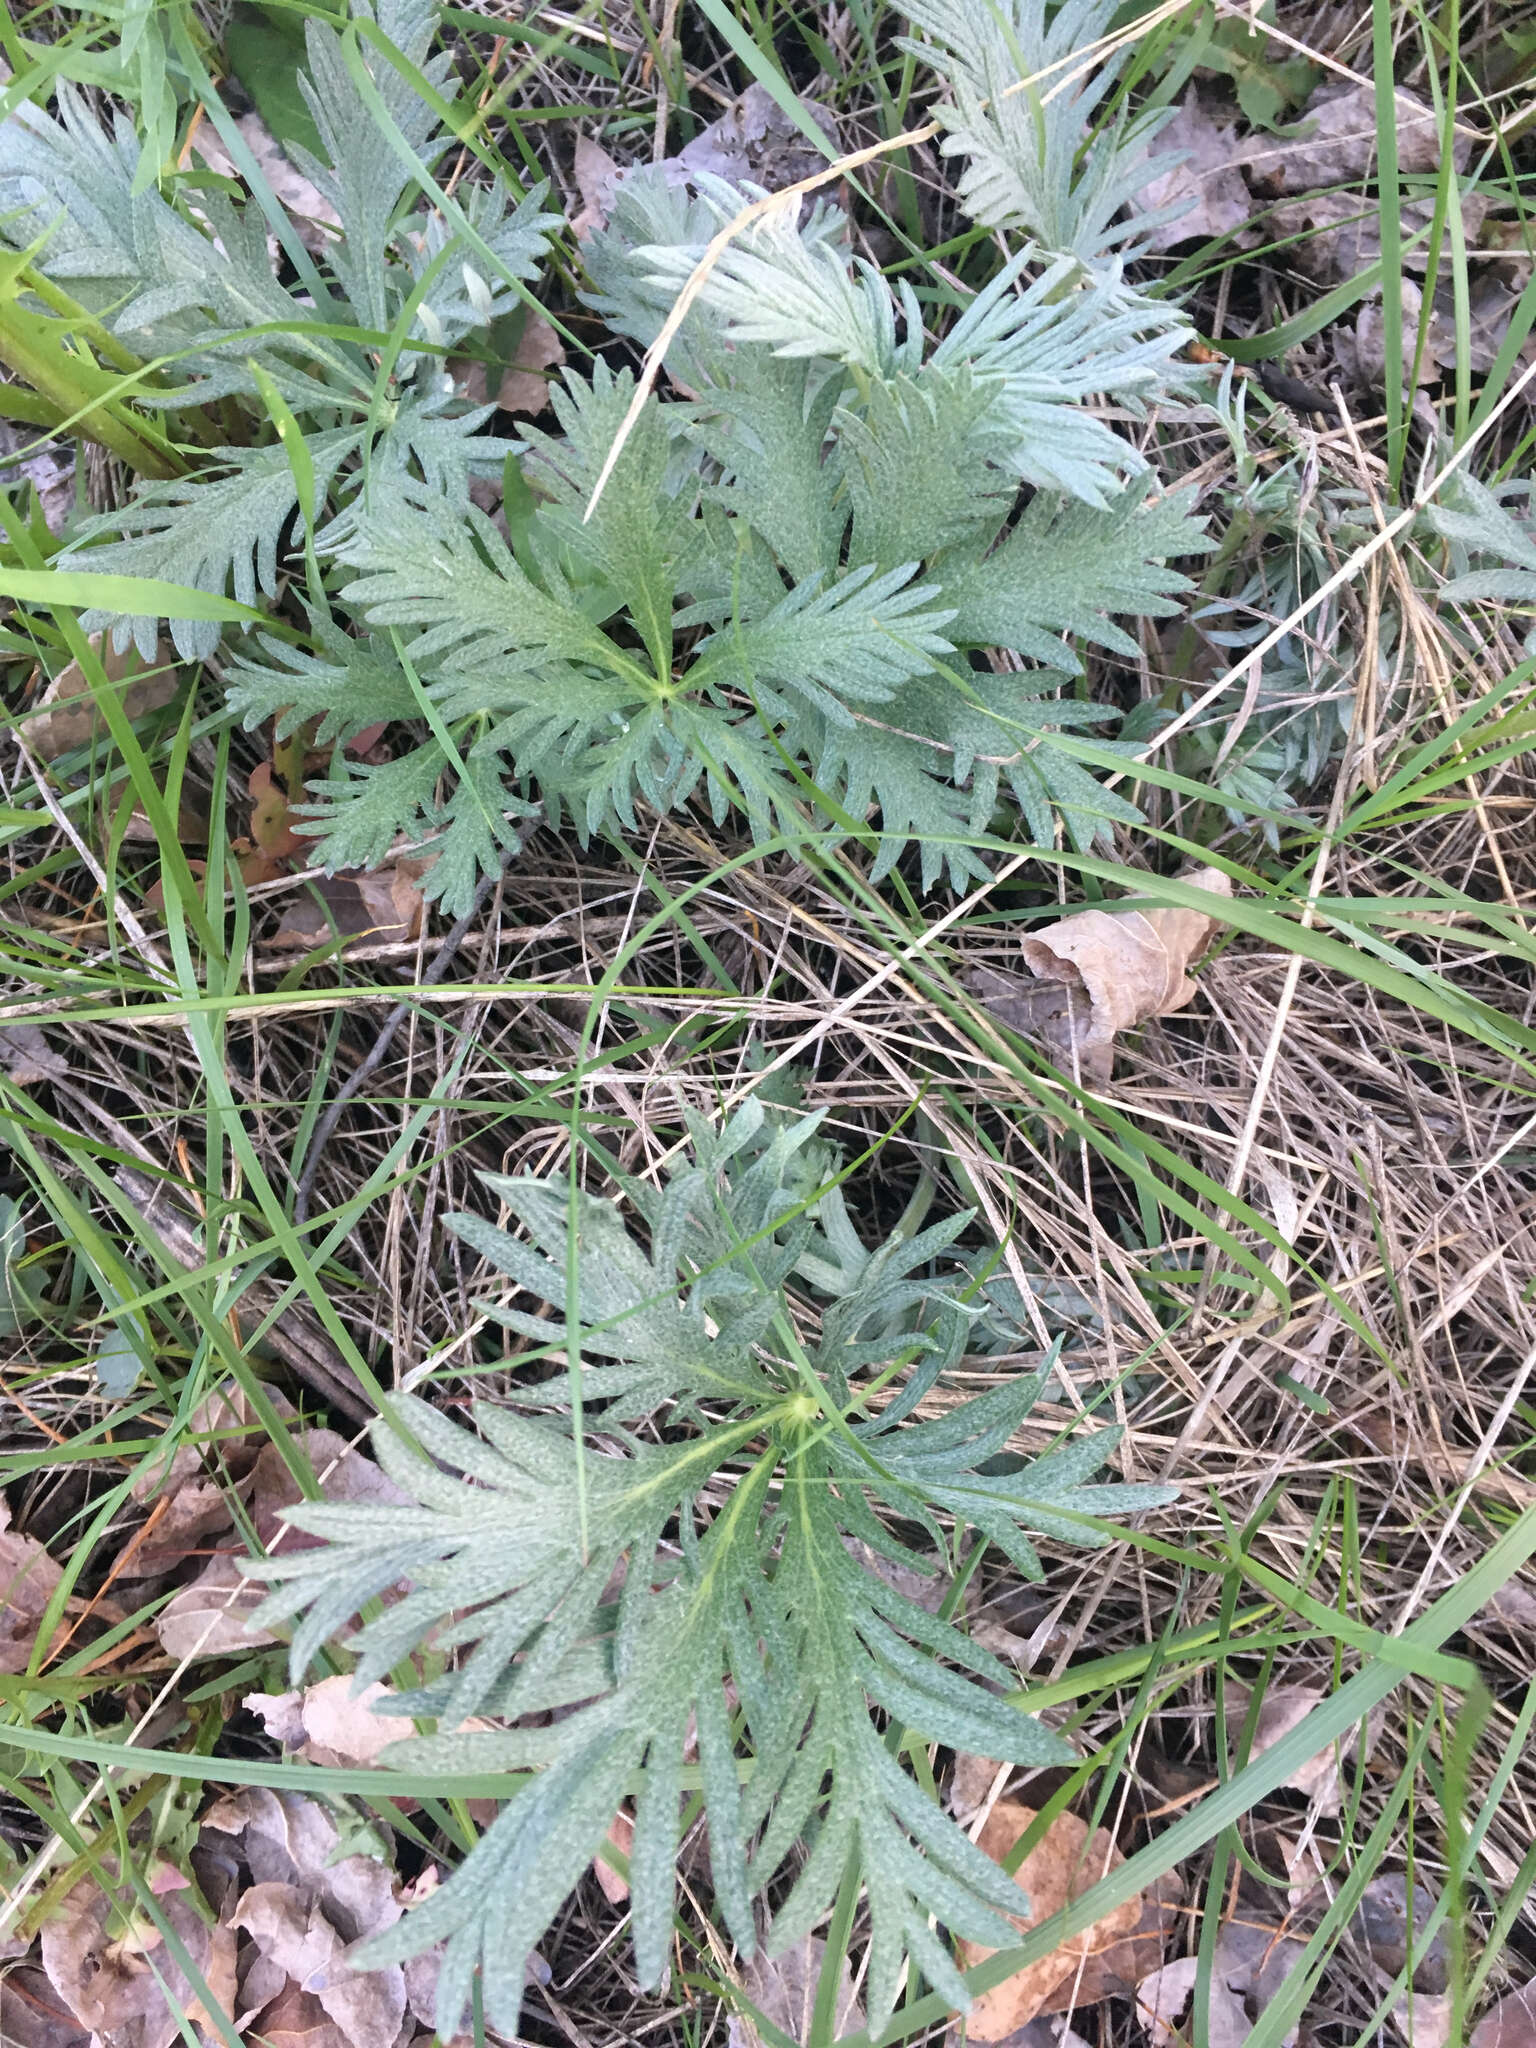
xmin=249 ymin=1430 xmax=410 ymax=1550
xmin=728 ymin=1935 xmax=865 ymax=2046
xmin=497 ymin=313 xmax=566 ymax=415
xmin=22 ymin=636 xmax=179 ymax=761
xmin=0 ymin=1023 xmax=70 ymax=1086
xmin=571 ymin=133 xmax=621 ymax=240
xmin=192 ymin=112 xmax=341 ymax=255
xmin=672 ymin=81 xmax=839 ymax=193
xmin=1246 ymin=82 xmax=1468 ymax=197
xmin=1352 ymin=1876 xmax=1447 ymax=1993
xmin=1233 ymin=1682 xmax=1383 ymax=1817
xmin=1137 ymin=1918 xmax=1304 ymax=2048
xmin=0 ymin=1964 xmax=91 ymax=2048
xmin=0 ymin=1497 xmax=64 ymax=1673
xmin=948 ymin=1750 xmax=1008 ymax=1825
xmin=124 ymin=1382 xmax=290 ymax=1577
xmin=593 ymin=1805 xmax=634 ymax=1907
xmin=245 ymin=1676 xmax=408 ymax=1770
xmin=1036 ymin=1869 xmax=1185 ymax=2014
xmin=247 ymin=1982 xmax=354 ymax=2048
xmin=1131 ymin=89 xmax=1257 ymax=252
xmin=40 ymin=1880 xmax=236 ymax=2048
xmin=971 ymin=868 xmax=1232 ymax=1085
xmin=957 ymin=1803 xmax=1143 ymax=2040
xmin=153 ymin=1552 xmax=279 ymax=1661
xmin=230 ymin=1883 xmax=405 ymax=2048
xmin=268 ymin=864 xmax=428 ymax=953
xmin=1473 ymin=1984 xmax=1536 ymax=2048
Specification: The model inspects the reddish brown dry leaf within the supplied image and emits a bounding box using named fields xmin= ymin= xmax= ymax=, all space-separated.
xmin=498 ymin=313 xmax=566 ymax=415
xmin=0 ymin=1964 xmax=91 ymax=2048
xmin=957 ymin=1803 xmax=1144 ymax=2040
xmin=593 ymin=1806 xmax=635 ymax=1907
xmin=22 ymin=635 xmax=179 ymax=762
xmin=268 ymin=864 xmax=428 ymax=953
xmin=248 ymin=759 xmax=309 ymax=861
xmin=1473 ymin=1985 xmax=1536 ymax=2048
xmin=125 ymin=1383 xmax=290 ymax=1577
xmin=973 ymin=868 xmax=1232 ymax=1085
xmin=948 ymin=1750 xmax=1008 ymax=1825
xmin=0 ymin=1499 xmax=64 ymax=1672
xmin=1036 ymin=1870 xmax=1185 ymax=2016
xmin=571 ymin=133 xmax=620 ymax=240
xmin=247 ymin=1982 xmax=354 ymax=2048
xmin=40 ymin=1880 xmax=236 ymax=2048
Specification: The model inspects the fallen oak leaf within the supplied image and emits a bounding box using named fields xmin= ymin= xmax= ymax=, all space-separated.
xmin=956 ymin=1803 xmax=1144 ymax=2040
xmin=970 ymin=867 xmax=1232 ymax=1085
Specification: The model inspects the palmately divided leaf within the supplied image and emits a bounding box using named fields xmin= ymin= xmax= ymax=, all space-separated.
xmin=937 ymin=476 xmax=1209 ymax=671
xmin=900 ymin=0 xmax=1188 ymax=262
xmin=75 ymin=431 xmax=362 ymax=661
xmin=244 ymin=1111 xmax=1174 ymax=2037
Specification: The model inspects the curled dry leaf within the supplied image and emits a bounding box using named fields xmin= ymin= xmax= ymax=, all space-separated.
xmin=22 ymin=635 xmax=179 ymax=761
xmin=245 ymin=1676 xmax=413 ymax=1771
xmin=971 ymin=868 xmax=1232 ymax=1086
xmin=957 ymin=1803 xmax=1144 ymax=2040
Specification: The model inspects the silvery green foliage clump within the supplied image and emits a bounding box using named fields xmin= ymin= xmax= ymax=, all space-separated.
xmin=0 ymin=0 xmax=558 ymax=671
xmin=244 ymin=1102 xmax=1174 ymax=2037
xmin=1 ymin=0 xmax=1211 ymax=914
xmin=899 ymin=0 xmax=1190 ymax=257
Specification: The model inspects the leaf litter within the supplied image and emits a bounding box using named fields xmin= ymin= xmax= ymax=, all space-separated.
xmin=969 ymin=868 xmax=1232 ymax=1084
